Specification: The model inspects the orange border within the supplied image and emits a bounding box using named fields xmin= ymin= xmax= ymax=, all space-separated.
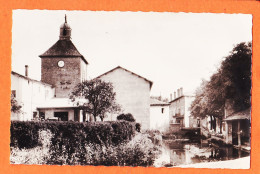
xmin=1 ymin=0 xmax=260 ymax=174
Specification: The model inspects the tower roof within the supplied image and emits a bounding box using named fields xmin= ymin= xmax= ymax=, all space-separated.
xmin=39 ymin=40 xmax=88 ymax=64
xmin=39 ymin=15 xmax=88 ymax=64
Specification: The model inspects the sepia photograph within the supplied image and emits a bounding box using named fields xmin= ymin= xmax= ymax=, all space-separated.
xmin=10 ymin=10 xmax=252 ymax=168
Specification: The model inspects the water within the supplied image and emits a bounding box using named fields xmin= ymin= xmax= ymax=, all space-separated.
xmin=154 ymin=140 xmax=250 ymax=167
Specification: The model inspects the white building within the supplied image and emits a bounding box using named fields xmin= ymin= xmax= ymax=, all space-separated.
xmin=150 ymin=98 xmax=170 ymax=132
xmin=97 ymin=66 xmax=153 ymax=130
xmin=169 ymin=88 xmax=195 ymax=128
xmin=11 ymin=70 xmax=55 ymax=121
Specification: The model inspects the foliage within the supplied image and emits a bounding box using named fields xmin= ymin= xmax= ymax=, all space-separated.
xmin=70 ymin=78 xmax=121 ymax=121
xmin=10 ymin=121 xmax=135 ymax=150
xmin=135 ymin=123 xmax=141 ymax=132
xmin=10 ymin=129 xmax=53 ymax=164
xmin=117 ymin=113 xmax=135 ymax=122
xmin=11 ymin=95 xmax=22 ymax=113
xmin=10 ymin=129 xmax=160 ymax=166
xmin=190 ymin=42 xmax=251 ymax=119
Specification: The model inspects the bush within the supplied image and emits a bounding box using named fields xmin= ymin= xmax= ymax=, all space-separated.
xmin=10 ymin=121 xmax=135 ymax=150
xmin=117 ymin=113 xmax=135 ymax=122
xmin=10 ymin=129 xmax=53 ymax=164
xmin=135 ymin=123 xmax=141 ymax=132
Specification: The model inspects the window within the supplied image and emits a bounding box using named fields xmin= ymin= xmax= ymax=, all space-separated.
xmin=161 ymin=108 xmax=164 ymax=114
xmin=11 ymin=90 xmax=16 ymax=98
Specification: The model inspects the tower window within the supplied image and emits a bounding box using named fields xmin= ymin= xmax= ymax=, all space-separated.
xmin=63 ymin=28 xmax=67 ymax=36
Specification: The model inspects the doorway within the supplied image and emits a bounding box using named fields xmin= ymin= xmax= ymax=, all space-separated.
xmin=54 ymin=112 xmax=68 ymax=121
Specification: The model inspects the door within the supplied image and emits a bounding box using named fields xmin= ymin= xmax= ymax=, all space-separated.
xmin=54 ymin=112 xmax=68 ymax=121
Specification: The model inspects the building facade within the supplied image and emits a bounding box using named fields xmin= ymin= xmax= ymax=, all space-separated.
xmin=97 ymin=66 xmax=152 ymax=130
xmin=11 ymin=71 xmax=55 ymax=121
xmin=169 ymin=88 xmax=195 ymax=130
xmin=150 ymin=98 xmax=170 ymax=132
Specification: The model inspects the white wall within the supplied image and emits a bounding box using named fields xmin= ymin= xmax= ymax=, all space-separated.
xmin=99 ymin=68 xmax=151 ymax=129
xmin=184 ymin=96 xmax=195 ymax=128
xmin=11 ymin=72 xmax=55 ymax=121
xmin=150 ymin=105 xmax=169 ymax=132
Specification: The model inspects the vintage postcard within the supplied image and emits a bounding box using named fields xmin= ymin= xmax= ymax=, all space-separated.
xmin=10 ymin=10 xmax=252 ymax=169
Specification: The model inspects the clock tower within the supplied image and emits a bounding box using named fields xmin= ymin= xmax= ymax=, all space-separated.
xmin=39 ymin=15 xmax=88 ymax=98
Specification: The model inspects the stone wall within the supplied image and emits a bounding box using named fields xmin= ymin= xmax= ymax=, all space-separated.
xmin=41 ymin=57 xmax=82 ymax=98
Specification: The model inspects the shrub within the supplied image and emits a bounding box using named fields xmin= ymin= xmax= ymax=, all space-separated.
xmin=10 ymin=129 xmax=53 ymax=164
xmin=135 ymin=123 xmax=141 ymax=132
xmin=10 ymin=121 xmax=135 ymax=150
xmin=117 ymin=113 xmax=135 ymax=122
xmin=10 ymin=128 xmax=160 ymax=166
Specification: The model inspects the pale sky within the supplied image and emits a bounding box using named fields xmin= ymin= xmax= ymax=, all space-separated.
xmin=12 ymin=10 xmax=252 ymax=98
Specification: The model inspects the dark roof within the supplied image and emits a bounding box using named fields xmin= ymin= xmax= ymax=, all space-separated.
xmin=11 ymin=71 xmax=53 ymax=87
xmin=39 ymin=40 xmax=88 ymax=64
xmin=224 ymin=108 xmax=251 ymax=121
xmin=150 ymin=98 xmax=170 ymax=106
xmin=96 ymin=66 xmax=153 ymax=88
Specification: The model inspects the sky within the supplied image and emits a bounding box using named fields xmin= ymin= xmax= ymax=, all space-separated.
xmin=12 ymin=10 xmax=252 ymax=99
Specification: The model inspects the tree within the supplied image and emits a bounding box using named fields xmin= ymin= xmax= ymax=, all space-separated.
xmin=191 ymin=42 xmax=251 ymax=131
xmin=70 ymin=78 xmax=121 ymax=121
xmin=11 ymin=95 xmax=22 ymax=113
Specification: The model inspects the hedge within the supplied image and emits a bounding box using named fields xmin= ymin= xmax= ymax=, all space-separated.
xmin=10 ymin=121 xmax=135 ymax=149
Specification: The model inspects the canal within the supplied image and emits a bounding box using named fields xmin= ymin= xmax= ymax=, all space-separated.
xmin=154 ymin=140 xmax=250 ymax=167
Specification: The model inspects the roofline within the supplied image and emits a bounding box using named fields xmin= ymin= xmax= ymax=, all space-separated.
xmin=37 ymin=106 xmax=78 ymax=109
xmin=151 ymin=104 xmax=170 ymax=106
xmin=169 ymin=95 xmax=195 ymax=103
xmin=95 ymin=66 xmax=153 ymax=88
xmin=11 ymin=71 xmax=53 ymax=87
xmin=39 ymin=55 xmax=89 ymax=64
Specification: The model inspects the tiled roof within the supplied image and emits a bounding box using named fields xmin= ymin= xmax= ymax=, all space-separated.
xmin=11 ymin=71 xmax=53 ymax=87
xmin=39 ymin=40 xmax=88 ymax=64
xmin=224 ymin=108 xmax=251 ymax=121
xmin=150 ymin=98 xmax=170 ymax=106
xmin=96 ymin=66 xmax=153 ymax=88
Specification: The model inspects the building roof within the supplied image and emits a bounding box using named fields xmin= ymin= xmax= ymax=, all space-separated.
xmin=39 ymin=40 xmax=88 ymax=64
xmin=36 ymin=98 xmax=86 ymax=109
xmin=11 ymin=71 xmax=53 ymax=87
xmin=224 ymin=108 xmax=251 ymax=121
xmin=96 ymin=66 xmax=153 ymax=88
xmin=169 ymin=95 xmax=195 ymax=103
xmin=150 ymin=98 xmax=170 ymax=106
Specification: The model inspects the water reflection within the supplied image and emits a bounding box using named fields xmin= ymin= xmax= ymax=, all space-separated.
xmin=154 ymin=140 xmax=250 ymax=167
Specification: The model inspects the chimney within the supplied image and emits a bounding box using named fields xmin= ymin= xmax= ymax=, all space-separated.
xmin=25 ymin=65 xmax=28 ymax=77
xmin=177 ymin=89 xmax=180 ymax=97
xmin=174 ymin=91 xmax=176 ymax=99
xmin=180 ymin=87 xmax=183 ymax=96
xmin=170 ymin=94 xmax=172 ymax=101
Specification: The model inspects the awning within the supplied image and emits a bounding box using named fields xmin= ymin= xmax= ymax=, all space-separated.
xmin=37 ymin=98 xmax=88 ymax=109
xmin=224 ymin=108 xmax=251 ymax=121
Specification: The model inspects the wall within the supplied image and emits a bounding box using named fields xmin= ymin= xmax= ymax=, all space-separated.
xmin=169 ymin=96 xmax=185 ymax=126
xmin=11 ymin=72 xmax=55 ymax=121
xmin=41 ymin=57 xmax=83 ymax=98
xmin=150 ymin=105 xmax=169 ymax=132
xmin=169 ymin=96 xmax=195 ymax=128
xmin=184 ymin=96 xmax=195 ymax=128
xmin=99 ymin=68 xmax=151 ymax=129
xmin=170 ymin=123 xmax=181 ymax=132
